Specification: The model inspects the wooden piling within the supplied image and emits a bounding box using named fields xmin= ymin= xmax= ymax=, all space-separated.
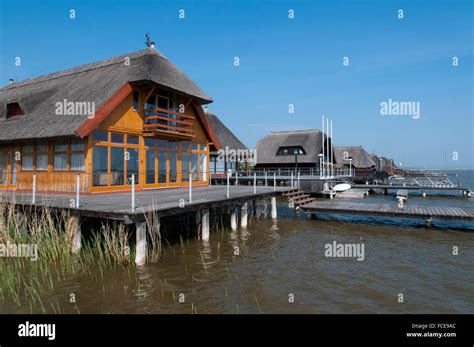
xmin=241 ymin=202 xmax=248 ymax=230
xmin=202 ymin=209 xmax=210 ymax=241
xmin=271 ymin=197 xmax=277 ymax=220
xmin=135 ymin=221 xmax=147 ymax=266
xmin=230 ymin=207 xmax=238 ymax=231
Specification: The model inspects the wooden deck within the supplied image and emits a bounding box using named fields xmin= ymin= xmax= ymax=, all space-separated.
xmin=0 ymin=186 xmax=293 ymax=223
xmin=302 ymin=201 xmax=474 ymax=222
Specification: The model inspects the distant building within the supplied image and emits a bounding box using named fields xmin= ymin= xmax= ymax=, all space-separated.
xmin=255 ymin=129 xmax=334 ymax=170
xmin=204 ymin=109 xmax=248 ymax=174
xmin=334 ymin=146 xmax=376 ymax=171
xmin=371 ymin=154 xmax=398 ymax=174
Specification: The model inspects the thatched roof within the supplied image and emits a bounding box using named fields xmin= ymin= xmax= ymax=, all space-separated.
xmin=371 ymin=154 xmax=397 ymax=169
xmin=204 ymin=109 xmax=247 ymax=152
xmin=0 ymin=48 xmax=212 ymax=142
xmin=334 ymin=146 xmax=376 ymax=168
xmin=256 ymin=129 xmax=329 ymax=165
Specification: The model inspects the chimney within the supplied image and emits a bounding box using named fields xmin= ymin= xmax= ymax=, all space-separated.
xmin=8 ymin=78 xmax=14 ymax=85
xmin=149 ymin=41 xmax=156 ymax=50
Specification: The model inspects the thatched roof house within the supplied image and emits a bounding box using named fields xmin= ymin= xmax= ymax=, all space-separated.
xmin=255 ymin=129 xmax=333 ymax=168
xmin=334 ymin=146 xmax=376 ymax=169
xmin=0 ymin=46 xmax=219 ymax=192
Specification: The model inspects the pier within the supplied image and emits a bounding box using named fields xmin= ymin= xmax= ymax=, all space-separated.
xmin=301 ymin=201 xmax=474 ymax=227
xmin=1 ymin=185 xmax=294 ymax=265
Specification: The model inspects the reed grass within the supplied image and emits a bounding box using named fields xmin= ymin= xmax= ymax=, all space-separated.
xmin=0 ymin=202 xmax=141 ymax=313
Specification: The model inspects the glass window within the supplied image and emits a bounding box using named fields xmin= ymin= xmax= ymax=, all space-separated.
xmin=191 ymin=153 xmax=198 ymax=181
xmin=157 ymin=140 xmax=168 ymax=149
xmin=182 ymin=152 xmax=190 ymax=182
xmin=22 ymin=156 xmax=33 ymax=171
xmin=35 ymin=143 xmax=48 ymax=171
xmin=93 ymin=146 xmax=108 ymax=186
xmin=191 ymin=143 xmax=198 ymax=151
xmin=127 ymin=135 xmax=139 ymax=145
xmin=54 ymin=153 xmax=67 ymax=170
xmin=111 ymin=133 xmax=124 ymax=144
xmin=144 ymin=138 xmax=156 ymax=148
xmin=92 ymin=130 xmax=108 ymax=142
xmin=71 ymin=138 xmax=85 ymax=151
xmin=0 ymin=152 xmax=7 ymax=184
xmin=126 ymin=148 xmax=139 ymax=184
xmin=54 ymin=141 xmax=68 ymax=152
xmin=200 ymin=153 xmax=207 ymax=181
xmin=200 ymin=144 xmax=207 ymax=151
xmin=70 ymin=152 xmax=84 ymax=171
xmin=10 ymin=150 xmax=17 ymax=184
xmin=111 ymin=147 xmax=124 ymax=186
xmin=169 ymin=151 xmax=177 ymax=183
xmin=181 ymin=141 xmax=191 ymax=150
xmin=158 ymin=152 xmax=167 ymax=183
xmin=169 ymin=141 xmax=179 ymax=150
xmin=146 ymin=150 xmax=155 ymax=184
xmin=21 ymin=144 xmax=33 ymax=171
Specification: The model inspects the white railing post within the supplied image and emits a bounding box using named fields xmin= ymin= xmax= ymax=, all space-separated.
xmin=227 ymin=170 xmax=231 ymax=198
xmin=189 ymin=172 xmax=192 ymax=203
xmin=265 ymin=171 xmax=268 ymax=186
xmin=236 ymin=171 xmax=238 ymax=186
xmin=76 ymin=173 xmax=80 ymax=208
xmin=131 ymin=174 xmax=135 ymax=211
xmin=254 ymin=172 xmax=257 ymax=194
xmin=273 ymin=172 xmax=276 ymax=191
xmin=298 ymin=171 xmax=300 ymax=187
xmin=32 ymin=173 xmax=36 ymax=205
xmin=291 ymin=172 xmax=294 ymax=188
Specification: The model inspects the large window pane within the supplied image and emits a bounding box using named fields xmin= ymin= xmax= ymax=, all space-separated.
xmin=54 ymin=153 xmax=67 ymax=170
xmin=92 ymin=131 xmax=108 ymax=142
xmin=36 ymin=154 xmax=48 ymax=171
xmin=126 ymin=148 xmax=139 ymax=184
xmin=169 ymin=152 xmax=177 ymax=183
xmin=93 ymin=146 xmax=108 ymax=187
xmin=10 ymin=151 xmax=16 ymax=184
xmin=70 ymin=152 xmax=84 ymax=171
xmin=0 ymin=152 xmax=7 ymax=184
xmin=127 ymin=136 xmax=139 ymax=145
xmin=22 ymin=155 xmax=33 ymax=170
xmin=111 ymin=147 xmax=124 ymax=186
xmin=191 ymin=153 xmax=198 ymax=181
xmin=158 ymin=152 xmax=167 ymax=183
xmin=146 ymin=150 xmax=155 ymax=184
xmin=111 ymin=133 xmax=124 ymax=144
xmin=182 ymin=152 xmax=190 ymax=182
xmin=200 ymin=153 xmax=207 ymax=181
xmin=71 ymin=139 xmax=85 ymax=151
xmin=54 ymin=141 xmax=67 ymax=152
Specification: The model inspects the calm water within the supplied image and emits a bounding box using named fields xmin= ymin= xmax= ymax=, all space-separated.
xmin=1 ymin=171 xmax=473 ymax=314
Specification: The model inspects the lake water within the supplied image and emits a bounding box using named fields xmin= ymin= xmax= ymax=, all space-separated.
xmin=1 ymin=171 xmax=473 ymax=314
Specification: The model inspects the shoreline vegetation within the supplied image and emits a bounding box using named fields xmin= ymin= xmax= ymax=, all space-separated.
xmin=0 ymin=200 xmax=243 ymax=313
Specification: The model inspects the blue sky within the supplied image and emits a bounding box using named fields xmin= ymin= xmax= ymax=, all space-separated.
xmin=1 ymin=0 xmax=472 ymax=169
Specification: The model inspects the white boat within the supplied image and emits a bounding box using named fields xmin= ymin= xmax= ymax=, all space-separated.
xmin=332 ymin=183 xmax=351 ymax=192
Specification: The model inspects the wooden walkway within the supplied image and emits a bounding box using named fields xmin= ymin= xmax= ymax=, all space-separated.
xmin=301 ymin=201 xmax=474 ymax=222
xmin=0 ymin=186 xmax=293 ymax=223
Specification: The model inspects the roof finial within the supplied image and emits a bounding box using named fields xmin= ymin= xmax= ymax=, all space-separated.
xmin=145 ymin=33 xmax=155 ymax=50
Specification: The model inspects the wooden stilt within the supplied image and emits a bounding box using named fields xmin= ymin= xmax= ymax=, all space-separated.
xmin=135 ymin=221 xmax=147 ymax=266
xmin=241 ymin=202 xmax=248 ymax=230
xmin=202 ymin=208 xmax=210 ymax=241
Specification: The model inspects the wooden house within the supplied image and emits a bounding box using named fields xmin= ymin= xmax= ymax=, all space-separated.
xmin=0 ymin=46 xmax=220 ymax=193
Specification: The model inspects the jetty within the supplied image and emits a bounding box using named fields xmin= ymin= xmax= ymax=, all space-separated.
xmin=301 ymin=201 xmax=474 ymax=227
xmin=1 ymin=185 xmax=294 ymax=265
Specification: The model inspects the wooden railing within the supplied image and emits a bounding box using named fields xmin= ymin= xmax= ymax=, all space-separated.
xmin=143 ymin=107 xmax=195 ymax=137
